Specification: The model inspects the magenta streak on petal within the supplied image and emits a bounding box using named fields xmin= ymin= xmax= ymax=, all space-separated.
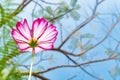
xmin=20 ymin=46 xmax=30 ymax=51
xmin=32 ymin=18 xmax=41 ymax=37
xmin=11 ymin=29 xmax=27 ymax=43
xmin=38 ymin=31 xmax=58 ymax=42
xmin=15 ymin=39 xmax=28 ymax=44
xmin=37 ymin=24 xmax=58 ymax=42
xmin=17 ymin=41 xmax=28 ymax=44
xmin=24 ymin=19 xmax=32 ymax=38
xmin=11 ymin=29 xmax=17 ymax=42
xmin=39 ymin=41 xmax=52 ymax=45
xmin=32 ymin=18 xmax=48 ymax=40
xmin=36 ymin=21 xmax=48 ymax=39
xmin=16 ymin=22 xmax=29 ymax=40
xmin=11 ymin=18 xmax=58 ymax=53
xmin=49 ymin=24 xmax=57 ymax=30
xmin=38 ymin=45 xmax=53 ymax=50
xmin=23 ymin=19 xmax=32 ymax=38
xmin=36 ymin=26 xmax=47 ymax=40
xmin=39 ymin=38 xmax=56 ymax=43
xmin=38 ymin=36 xmax=57 ymax=43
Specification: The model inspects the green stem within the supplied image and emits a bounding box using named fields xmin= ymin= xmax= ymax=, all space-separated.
xmin=28 ymin=51 xmax=34 ymax=80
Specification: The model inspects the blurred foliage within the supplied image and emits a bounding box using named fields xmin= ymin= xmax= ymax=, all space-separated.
xmin=0 ymin=0 xmax=19 ymax=28
xmin=0 ymin=0 xmax=119 ymax=80
xmin=109 ymin=66 xmax=120 ymax=80
xmin=33 ymin=0 xmax=80 ymax=22
xmin=0 ymin=0 xmax=23 ymax=80
xmin=68 ymin=32 xmax=94 ymax=52
xmin=0 ymin=0 xmax=81 ymax=79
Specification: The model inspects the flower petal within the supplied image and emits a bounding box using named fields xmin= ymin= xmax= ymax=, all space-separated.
xmin=38 ymin=24 xmax=58 ymax=43
xmin=11 ymin=29 xmax=29 ymax=42
xmin=17 ymin=42 xmax=29 ymax=51
xmin=16 ymin=19 xmax=31 ymax=40
xmin=39 ymin=42 xmax=53 ymax=50
xmin=25 ymin=48 xmax=32 ymax=52
xmin=33 ymin=47 xmax=43 ymax=53
xmin=32 ymin=18 xmax=48 ymax=39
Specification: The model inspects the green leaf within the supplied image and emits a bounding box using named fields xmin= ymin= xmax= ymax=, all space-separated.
xmin=109 ymin=67 xmax=116 ymax=80
xmin=81 ymin=33 xmax=94 ymax=38
xmin=46 ymin=6 xmax=53 ymax=15
xmin=105 ymin=48 xmax=114 ymax=55
xmin=60 ymin=2 xmax=69 ymax=11
xmin=35 ymin=66 xmax=45 ymax=71
xmin=43 ymin=14 xmax=52 ymax=20
xmin=75 ymin=4 xmax=80 ymax=10
xmin=68 ymin=38 xmax=78 ymax=49
xmin=70 ymin=0 xmax=77 ymax=7
xmin=83 ymin=44 xmax=93 ymax=50
xmin=70 ymin=11 xmax=80 ymax=20
xmin=38 ymin=9 xmax=44 ymax=15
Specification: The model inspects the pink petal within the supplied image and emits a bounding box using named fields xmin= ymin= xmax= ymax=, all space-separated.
xmin=17 ymin=42 xmax=30 ymax=51
xmin=16 ymin=42 xmax=33 ymax=52
xmin=39 ymin=42 xmax=53 ymax=50
xmin=11 ymin=29 xmax=29 ymax=43
xmin=38 ymin=24 xmax=58 ymax=43
xmin=32 ymin=18 xmax=48 ymax=39
xmin=25 ymin=48 xmax=32 ymax=52
xmin=33 ymin=47 xmax=43 ymax=53
xmin=16 ymin=19 xmax=31 ymax=40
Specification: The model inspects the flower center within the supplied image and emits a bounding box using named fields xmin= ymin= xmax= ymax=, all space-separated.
xmin=29 ymin=39 xmax=38 ymax=48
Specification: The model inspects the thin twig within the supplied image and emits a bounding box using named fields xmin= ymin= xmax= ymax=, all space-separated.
xmin=58 ymin=14 xmax=97 ymax=49
xmin=63 ymin=54 xmax=101 ymax=80
xmin=32 ymin=0 xmax=44 ymax=9
xmin=52 ymin=16 xmax=120 ymax=57
xmin=21 ymin=56 xmax=116 ymax=74
xmin=49 ymin=8 xmax=74 ymax=22
xmin=40 ymin=0 xmax=60 ymax=5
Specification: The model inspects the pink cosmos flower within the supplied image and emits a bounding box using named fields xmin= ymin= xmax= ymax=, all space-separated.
xmin=11 ymin=18 xmax=58 ymax=53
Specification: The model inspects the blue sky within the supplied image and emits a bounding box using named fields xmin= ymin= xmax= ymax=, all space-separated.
xmin=14 ymin=0 xmax=120 ymax=80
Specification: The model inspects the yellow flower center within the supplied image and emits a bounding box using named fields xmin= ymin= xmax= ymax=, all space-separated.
xmin=29 ymin=39 xmax=38 ymax=48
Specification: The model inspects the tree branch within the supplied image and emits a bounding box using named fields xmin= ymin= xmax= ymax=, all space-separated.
xmin=52 ymin=16 xmax=120 ymax=57
xmin=10 ymin=0 xmax=32 ymax=16
xmin=58 ymin=14 xmax=97 ymax=49
xmin=49 ymin=8 xmax=74 ymax=22
xmin=20 ymin=56 xmax=117 ymax=75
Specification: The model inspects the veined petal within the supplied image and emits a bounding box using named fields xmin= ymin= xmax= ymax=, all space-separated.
xmin=11 ymin=18 xmax=58 ymax=53
xmin=17 ymin=42 xmax=30 ymax=51
xmin=32 ymin=18 xmax=48 ymax=39
xmin=38 ymin=42 xmax=53 ymax=50
xmin=16 ymin=19 xmax=31 ymax=40
xmin=38 ymin=24 xmax=58 ymax=43
xmin=33 ymin=47 xmax=43 ymax=54
xmin=11 ymin=29 xmax=29 ymax=42
xmin=25 ymin=48 xmax=32 ymax=52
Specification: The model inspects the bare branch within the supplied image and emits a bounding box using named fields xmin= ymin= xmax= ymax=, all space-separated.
xmin=63 ymin=54 xmax=101 ymax=80
xmin=58 ymin=15 xmax=97 ymax=49
xmin=32 ymin=0 xmax=44 ymax=9
xmin=38 ymin=56 xmax=115 ymax=74
xmin=40 ymin=0 xmax=60 ymax=5
xmin=20 ymin=56 xmax=116 ymax=74
xmin=52 ymin=16 xmax=120 ymax=57
xmin=58 ymin=0 xmax=105 ymax=49
xmin=20 ymin=72 xmax=49 ymax=80
xmin=33 ymin=73 xmax=49 ymax=80
xmin=49 ymin=8 xmax=74 ymax=22
xmin=92 ymin=0 xmax=105 ymax=15
xmin=77 ymin=16 xmax=120 ymax=56
xmin=11 ymin=0 xmax=32 ymax=16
